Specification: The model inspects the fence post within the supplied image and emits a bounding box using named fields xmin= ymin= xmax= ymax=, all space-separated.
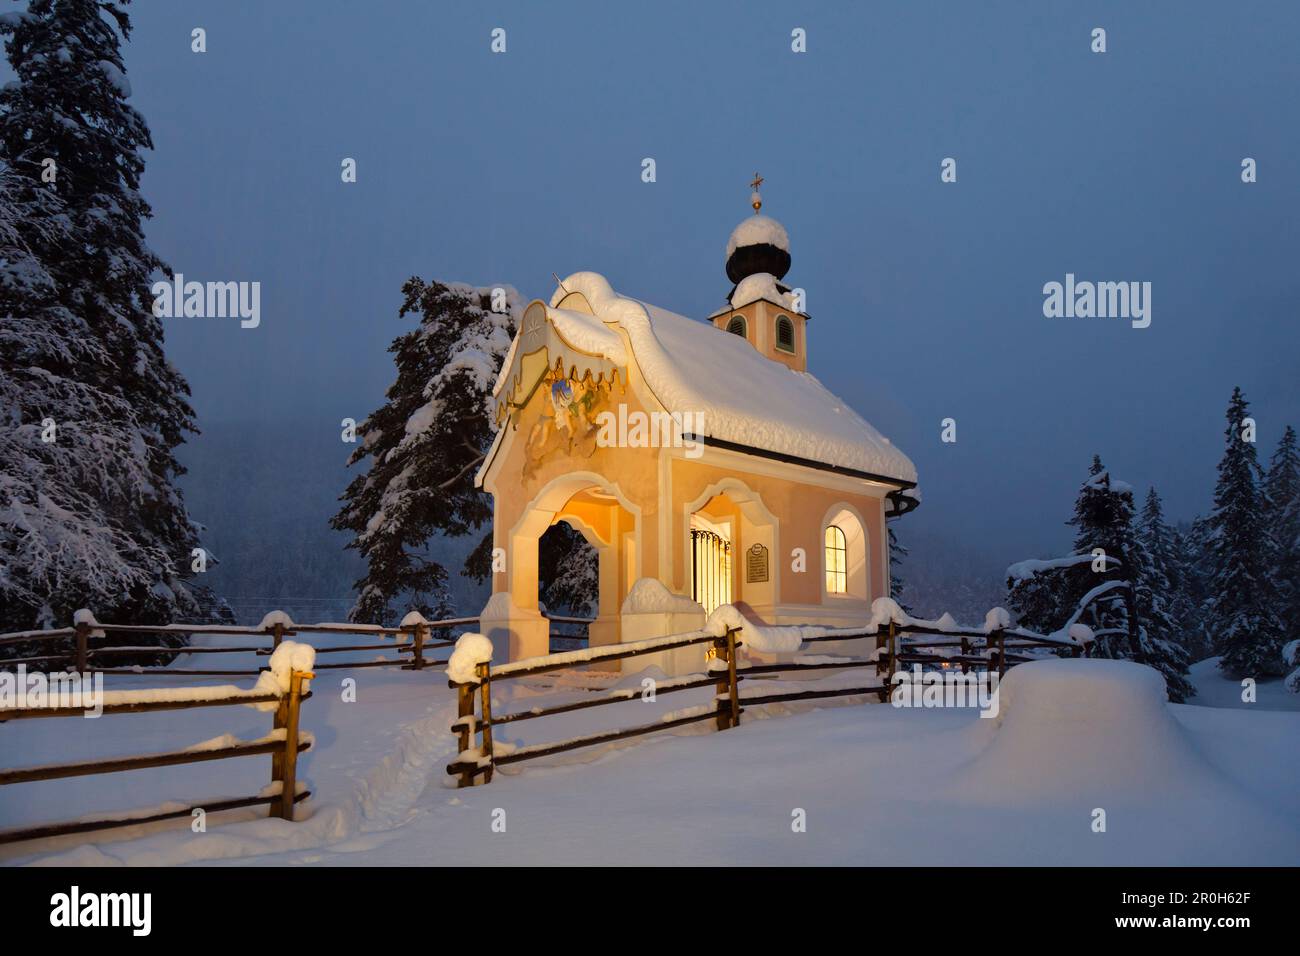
xmin=410 ymin=623 xmax=428 ymax=670
xmin=993 ymin=629 xmax=1006 ymax=678
xmin=74 ymin=620 xmax=90 ymax=672
xmin=274 ymin=669 xmax=313 ymax=820
xmin=455 ymin=681 xmax=475 ymax=789
xmin=959 ymin=635 xmax=970 ymax=674
xmin=271 ymin=622 xmax=284 ymax=650
xmin=887 ymin=620 xmax=897 ymax=684
xmin=725 ymin=627 xmax=741 ymax=728
xmin=874 ymin=622 xmax=888 ymax=701
xmin=713 ymin=633 xmax=731 ymax=731
xmin=476 ymin=662 xmax=495 ymax=785
xmin=270 ymin=695 xmax=287 ymax=797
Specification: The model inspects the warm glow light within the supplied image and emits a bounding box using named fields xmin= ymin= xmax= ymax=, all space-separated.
xmin=824 ymin=525 xmax=847 ymax=593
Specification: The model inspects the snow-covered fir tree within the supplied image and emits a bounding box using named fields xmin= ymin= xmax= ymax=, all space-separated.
xmin=1206 ymin=388 xmax=1286 ymax=677
xmin=333 ymin=278 xmax=521 ymax=624
xmin=538 ymin=522 xmax=598 ymax=618
xmin=1135 ymin=488 xmax=1183 ymax=651
xmin=335 ymin=278 xmax=609 ymax=626
xmin=1066 ymin=460 xmax=1193 ymax=700
xmin=1168 ymin=520 xmax=1210 ymax=659
xmin=1 ymin=164 xmax=143 ymax=628
xmin=1184 ymin=515 xmax=1218 ymax=651
xmin=1006 ymin=456 xmax=1193 ymax=700
xmin=1263 ymin=424 xmax=1299 ymax=643
xmin=0 ymin=2 xmax=201 ymax=632
xmin=885 ymin=522 xmax=912 ymax=613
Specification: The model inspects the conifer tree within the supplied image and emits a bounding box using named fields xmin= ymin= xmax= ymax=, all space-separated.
xmin=1206 ymin=388 xmax=1285 ymax=676
xmin=1167 ymin=522 xmax=1209 ymax=659
xmin=1 ymin=1 xmax=200 ymax=631
xmin=333 ymin=279 xmax=520 ymax=624
xmin=887 ymin=523 xmax=911 ymax=613
xmin=1065 ymin=460 xmax=1193 ymax=699
xmin=538 ymin=523 xmax=598 ymax=618
xmin=1180 ymin=515 xmax=1217 ymax=656
xmin=1007 ymin=457 xmax=1193 ymax=700
xmin=1135 ymin=488 xmax=1181 ymax=651
xmin=1263 ymin=425 xmax=1299 ymax=640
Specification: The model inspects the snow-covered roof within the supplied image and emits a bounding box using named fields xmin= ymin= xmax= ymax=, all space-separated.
xmin=726 ymin=214 xmax=789 ymax=259
xmin=486 ymin=272 xmax=916 ymax=484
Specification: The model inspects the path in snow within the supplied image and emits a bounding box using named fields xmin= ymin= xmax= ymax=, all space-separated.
xmin=3 ymin=643 xmax=1297 ymax=866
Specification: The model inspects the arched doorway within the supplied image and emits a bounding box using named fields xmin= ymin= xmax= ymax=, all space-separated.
xmin=537 ymin=520 xmax=598 ymax=649
xmin=494 ymin=472 xmax=641 ymax=658
xmin=538 ymin=522 xmax=598 ymax=617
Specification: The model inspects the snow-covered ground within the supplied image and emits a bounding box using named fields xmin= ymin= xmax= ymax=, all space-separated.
xmin=2 ymin=640 xmax=1297 ymax=866
xmin=1185 ymin=655 xmax=1300 ymax=712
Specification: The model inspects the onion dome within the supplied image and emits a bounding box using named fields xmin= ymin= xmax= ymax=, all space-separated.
xmin=725 ymin=174 xmax=790 ymax=284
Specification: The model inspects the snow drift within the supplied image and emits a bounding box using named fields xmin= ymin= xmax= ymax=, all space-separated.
xmin=955 ymin=659 xmax=1243 ymax=803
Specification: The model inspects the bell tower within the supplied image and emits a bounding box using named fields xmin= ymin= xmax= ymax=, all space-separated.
xmin=711 ymin=175 xmax=809 ymax=372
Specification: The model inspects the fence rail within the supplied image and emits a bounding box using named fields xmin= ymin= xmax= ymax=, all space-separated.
xmin=0 ymin=669 xmax=315 ymax=846
xmin=446 ymin=617 xmax=1082 ymax=787
xmin=0 ymin=615 xmax=476 ymax=676
xmin=0 ymin=611 xmax=596 ymax=676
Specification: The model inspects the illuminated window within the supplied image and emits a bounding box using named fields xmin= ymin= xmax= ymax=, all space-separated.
xmin=726 ymin=316 xmax=747 ymax=337
xmin=825 ymin=525 xmax=847 ymax=594
xmin=775 ymin=315 xmax=795 ymax=352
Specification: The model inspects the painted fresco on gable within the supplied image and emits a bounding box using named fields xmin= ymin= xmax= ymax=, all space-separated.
xmin=523 ymin=367 xmax=612 ymax=478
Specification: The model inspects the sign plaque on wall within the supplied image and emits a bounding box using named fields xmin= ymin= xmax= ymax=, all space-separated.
xmin=745 ymin=543 xmax=770 ymax=583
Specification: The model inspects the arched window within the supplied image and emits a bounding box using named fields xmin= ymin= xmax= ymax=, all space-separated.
xmin=775 ymin=315 xmax=795 ymax=353
xmin=726 ymin=315 xmax=747 ymax=337
xmin=825 ymin=525 xmax=847 ymax=594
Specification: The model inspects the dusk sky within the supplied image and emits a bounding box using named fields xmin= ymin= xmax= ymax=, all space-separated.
xmin=74 ymin=0 xmax=1300 ymax=565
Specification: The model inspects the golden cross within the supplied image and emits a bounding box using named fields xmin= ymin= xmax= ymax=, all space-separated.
xmin=750 ymin=172 xmax=764 ymax=191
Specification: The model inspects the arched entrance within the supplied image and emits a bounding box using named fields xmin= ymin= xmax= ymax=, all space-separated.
xmin=493 ymin=472 xmax=640 ymax=658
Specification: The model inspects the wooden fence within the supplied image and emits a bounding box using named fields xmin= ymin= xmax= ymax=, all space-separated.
xmin=0 ymin=612 xmax=594 ymax=676
xmin=0 ymin=668 xmax=315 ymax=846
xmin=0 ymin=616 xmax=483 ymax=677
xmin=446 ymin=619 xmax=1082 ymax=786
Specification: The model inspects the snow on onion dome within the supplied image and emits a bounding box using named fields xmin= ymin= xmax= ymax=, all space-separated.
xmin=725 ymin=214 xmax=790 ymax=261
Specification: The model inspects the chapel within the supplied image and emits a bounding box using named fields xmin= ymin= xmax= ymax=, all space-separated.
xmin=476 ymin=180 xmax=919 ymax=673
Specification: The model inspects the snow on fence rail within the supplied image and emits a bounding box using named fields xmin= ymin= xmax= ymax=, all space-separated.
xmin=444 ymin=599 xmax=1086 ymax=787
xmin=0 ymin=643 xmax=318 ymax=846
xmin=0 ymin=610 xmax=481 ymax=676
xmin=447 ymin=600 xmax=1086 ymax=790
xmin=0 ymin=609 xmax=595 ymax=676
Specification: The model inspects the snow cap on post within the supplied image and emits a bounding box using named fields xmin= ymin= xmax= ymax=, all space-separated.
xmin=1067 ymin=623 xmax=1095 ymax=646
xmin=447 ymin=632 xmax=494 ymax=684
xmin=983 ymin=607 xmax=1012 ymax=633
xmin=73 ymin=608 xmax=105 ymax=638
xmin=258 ymin=610 xmax=295 ymax=631
xmin=869 ymin=597 xmax=910 ymax=629
xmin=251 ymin=640 xmax=316 ymax=709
